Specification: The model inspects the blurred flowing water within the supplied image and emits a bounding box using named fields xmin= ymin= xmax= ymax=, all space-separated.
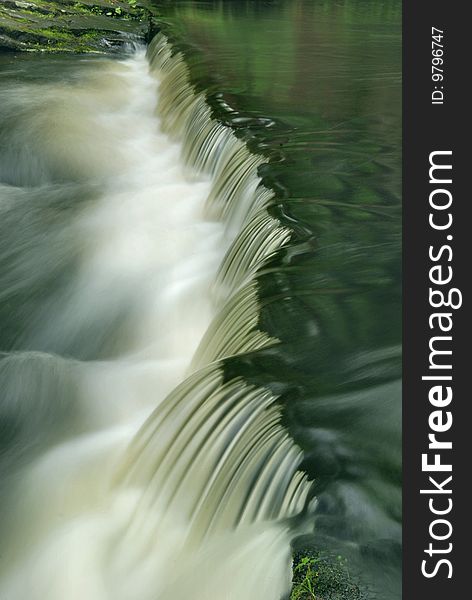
xmin=0 ymin=0 xmax=401 ymax=598
xmin=154 ymin=0 xmax=402 ymax=594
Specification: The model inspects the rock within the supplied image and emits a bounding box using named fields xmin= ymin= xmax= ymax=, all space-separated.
xmin=0 ymin=1 xmax=157 ymax=53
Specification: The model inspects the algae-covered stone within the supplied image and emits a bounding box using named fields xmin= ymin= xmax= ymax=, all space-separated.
xmin=0 ymin=1 xmax=157 ymax=53
xmin=291 ymin=550 xmax=366 ymax=600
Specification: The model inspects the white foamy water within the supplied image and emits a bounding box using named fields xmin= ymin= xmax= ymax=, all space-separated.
xmin=0 ymin=39 xmax=312 ymax=600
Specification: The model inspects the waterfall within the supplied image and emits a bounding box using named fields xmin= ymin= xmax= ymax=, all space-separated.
xmin=0 ymin=34 xmax=313 ymax=600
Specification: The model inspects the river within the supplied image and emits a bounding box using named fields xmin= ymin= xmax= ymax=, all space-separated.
xmin=0 ymin=1 xmax=401 ymax=598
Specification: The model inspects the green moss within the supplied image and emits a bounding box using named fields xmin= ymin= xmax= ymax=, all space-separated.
xmin=0 ymin=0 xmax=156 ymax=52
xmin=291 ymin=551 xmax=365 ymax=600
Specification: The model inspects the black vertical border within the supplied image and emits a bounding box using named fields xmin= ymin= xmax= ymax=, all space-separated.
xmin=403 ymin=2 xmax=467 ymax=598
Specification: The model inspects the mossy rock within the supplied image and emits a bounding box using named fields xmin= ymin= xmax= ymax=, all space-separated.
xmin=0 ymin=1 xmax=157 ymax=53
xmin=291 ymin=550 xmax=366 ymax=600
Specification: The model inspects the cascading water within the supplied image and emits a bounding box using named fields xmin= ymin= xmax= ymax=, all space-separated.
xmin=0 ymin=35 xmax=313 ymax=599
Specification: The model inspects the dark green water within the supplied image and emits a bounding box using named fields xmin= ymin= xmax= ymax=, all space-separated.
xmin=154 ymin=0 xmax=402 ymax=596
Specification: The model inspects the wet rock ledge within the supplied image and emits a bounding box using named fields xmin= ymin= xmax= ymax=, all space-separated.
xmin=0 ymin=0 xmax=157 ymax=53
